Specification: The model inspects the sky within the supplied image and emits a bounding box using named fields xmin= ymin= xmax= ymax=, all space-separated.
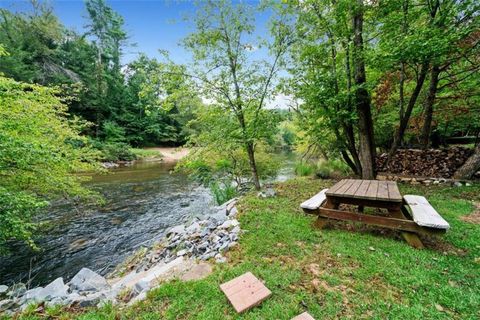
xmin=0 ymin=0 xmax=271 ymax=64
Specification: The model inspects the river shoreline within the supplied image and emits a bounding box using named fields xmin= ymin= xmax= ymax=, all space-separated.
xmin=0 ymin=198 xmax=241 ymax=315
xmin=101 ymin=147 xmax=190 ymax=169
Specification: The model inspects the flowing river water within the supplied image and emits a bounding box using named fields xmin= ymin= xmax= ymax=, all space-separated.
xmin=0 ymin=154 xmax=295 ymax=286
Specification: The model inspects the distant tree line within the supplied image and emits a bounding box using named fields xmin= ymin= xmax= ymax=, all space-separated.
xmin=0 ymin=0 xmax=197 ymax=153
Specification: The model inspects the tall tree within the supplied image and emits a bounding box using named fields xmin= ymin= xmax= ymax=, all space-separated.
xmin=183 ymin=0 xmax=292 ymax=190
xmin=352 ymin=0 xmax=375 ymax=179
xmin=85 ymin=0 xmax=128 ymax=137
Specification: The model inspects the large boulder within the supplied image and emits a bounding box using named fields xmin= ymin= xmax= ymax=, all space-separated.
xmin=40 ymin=277 xmax=68 ymax=300
xmin=20 ymin=277 xmax=68 ymax=306
xmin=69 ymin=268 xmax=110 ymax=293
xmin=20 ymin=287 xmax=43 ymax=304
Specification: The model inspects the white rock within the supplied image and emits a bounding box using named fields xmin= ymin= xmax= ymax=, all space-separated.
xmin=40 ymin=277 xmax=68 ymax=301
xmin=0 ymin=285 xmax=8 ymax=295
xmin=167 ymin=225 xmax=185 ymax=236
xmin=133 ymin=280 xmax=150 ymax=294
xmin=19 ymin=278 xmax=67 ymax=306
xmin=176 ymin=249 xmax=187 ymax=257
xmin=186 ymin=222 xmax=201 ymax=234
xmin=220 ymin=219 xmax=239 ymax=229
xmin=228 ymin=206 xmax=238 ymax=217
xmin=76 ymin=292 xmax=106 ymax=307
xmin=225 ymin=198 xmax=238 ymax=213
xmin=69 ymin=268 xmax=110 ymax=293
xmin=0 ymin=299 xmax=15 ymax=311
xmin=64 ymin=292 xmax=82 ymax=305
xmin=20 ymin=287 xmax=43 ymax=303
xmin=137 ymin=257 xmax=185 ymax=285
xmin=45 ymin=297 xmax=66 ymax=308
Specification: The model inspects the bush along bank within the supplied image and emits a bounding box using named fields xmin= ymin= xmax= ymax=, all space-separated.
xmin=0 ymin=198 xmax=240 ymax=316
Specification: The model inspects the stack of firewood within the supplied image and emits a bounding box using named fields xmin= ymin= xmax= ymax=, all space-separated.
xmin=376 ymin=147 xmax=473 ymax=178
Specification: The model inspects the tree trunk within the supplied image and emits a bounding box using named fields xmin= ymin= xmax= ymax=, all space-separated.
xmin=420 ymin=65 xmax=440 ymax=148
xmin=245 ymin=142 xmax=261 ymax=190
xmin=387 ymin=61 xmax=429 ymax=160
xmin=454 ymin=143 xmax=480 ymax=180
xmin=352 ymin=0 xmax=376 ymax=179
xmin=341 ymin=150 xmax=359 ymax=175
xmin=343 ymin=39 xmax=362 ymax=175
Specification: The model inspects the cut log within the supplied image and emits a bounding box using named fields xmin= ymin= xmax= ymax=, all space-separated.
xmin=376 ymin=147 xmax=473 ymax=178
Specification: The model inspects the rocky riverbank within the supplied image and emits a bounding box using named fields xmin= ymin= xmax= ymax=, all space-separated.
xmin=0 ymin=198 xmax=240 ymax=316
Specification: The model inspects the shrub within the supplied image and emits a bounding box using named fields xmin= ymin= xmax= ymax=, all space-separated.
xmin=210 ymin=181 xmax=237 ymax=205
xmin=316 ymin=159 xmax=351 ymax=179
xmin=295 ymin=162 xmax=315 ymax=176
xmin=0 ymin=76 xmax=99 ymax=250
xmin=90 ymin=140 xmax=137 ymax=162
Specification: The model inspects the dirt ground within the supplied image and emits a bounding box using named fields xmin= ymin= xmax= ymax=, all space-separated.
xmin=145 ymin=147 xmax=190 ymax=162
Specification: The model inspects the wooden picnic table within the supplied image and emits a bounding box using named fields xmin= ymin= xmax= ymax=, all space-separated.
xmin=303 ymin=179 xmax=449 ymax=248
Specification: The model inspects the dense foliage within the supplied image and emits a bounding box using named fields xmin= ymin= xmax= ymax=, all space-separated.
xmin=180 ymin=0 xmax=293 ymax=190
xmin=0 ymin=0 xmax=195 ymax=150
xmin=0 ymin=76 xmax=99 ymax=252
xmin=279 ymin=0 xmax=480 ymax=176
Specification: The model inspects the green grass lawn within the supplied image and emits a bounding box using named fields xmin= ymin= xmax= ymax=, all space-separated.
xmin=13 ymin=178 xmax=480 ymax=320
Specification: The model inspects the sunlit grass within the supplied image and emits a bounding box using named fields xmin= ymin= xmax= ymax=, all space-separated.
xmin=11 ymin=178 xmax=480 ymax=320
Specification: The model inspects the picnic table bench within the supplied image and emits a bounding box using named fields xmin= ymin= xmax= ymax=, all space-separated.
xmin=300 ymin=179 xmax=450 ymax=248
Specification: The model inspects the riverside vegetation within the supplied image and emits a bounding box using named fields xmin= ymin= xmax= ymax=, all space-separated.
xmin=2 ymin=178 xmax=479 ymax=319
xmin=1 ymin=0 xmax=480 ymax=318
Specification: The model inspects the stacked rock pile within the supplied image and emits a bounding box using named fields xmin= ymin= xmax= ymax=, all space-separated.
xmin=0 ymin=198 xmax=241 ymax=315
xmin=134 ymin=198 xmax=240 ymax=270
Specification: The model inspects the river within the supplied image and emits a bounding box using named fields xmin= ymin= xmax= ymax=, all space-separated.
xmin=0 ymin=154 xmax=295 ymax=286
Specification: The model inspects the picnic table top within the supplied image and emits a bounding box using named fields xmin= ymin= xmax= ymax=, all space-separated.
xmin=326 ymin=179 xmax=403 ymax=203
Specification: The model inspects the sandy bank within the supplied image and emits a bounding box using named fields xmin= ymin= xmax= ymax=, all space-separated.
xmin=145 ymin=147 xmax=190 ymax=162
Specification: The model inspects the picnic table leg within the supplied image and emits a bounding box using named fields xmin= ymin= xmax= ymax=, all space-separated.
xmin=315 ymin=199 xmax=338 ymax=229
xmin=389 ymin=208 xmax=424 ymax=249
